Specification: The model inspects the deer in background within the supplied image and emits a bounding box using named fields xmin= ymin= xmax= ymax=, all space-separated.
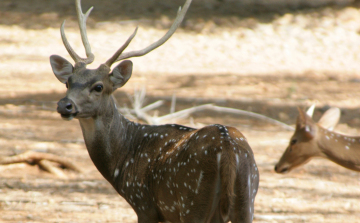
xmin=49 ymin=0 xmax=259 ymax=222
xmin=275 ymin=105 xmax=360 ymax=173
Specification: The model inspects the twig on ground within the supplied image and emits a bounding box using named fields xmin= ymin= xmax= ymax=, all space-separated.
xmin=0 ymin=151 xmax=82 ymax=178
xmin=156 ymin=104 xmax=294 ymax=131
xmin=119 ymin=87 xmax=294 ymax=130
xmin=119 ymin=87 xmax=164 ymax=124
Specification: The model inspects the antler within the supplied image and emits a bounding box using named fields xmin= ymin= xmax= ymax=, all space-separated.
xmin=104 ymin=27 xmax=138 ymax=67
xmin=105 ymin=0 xmax=192 ymax=67
xmin=60 ymin=0 xmax=95 ymax=64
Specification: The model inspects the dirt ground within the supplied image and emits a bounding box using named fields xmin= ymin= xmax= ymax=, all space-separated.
xmin=1 ymin=0 xmax=360 ymax=222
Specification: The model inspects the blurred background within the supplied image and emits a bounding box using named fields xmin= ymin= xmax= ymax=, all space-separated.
xmin=1 ymin=0 xmax=360 ymax=222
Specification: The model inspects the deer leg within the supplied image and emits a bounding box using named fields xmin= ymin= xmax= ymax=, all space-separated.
xmin=178 ymin=167 xmax=223 ymax=223
xmin=137 ymin=219 xmax=158 ymax=223
xmin=137 ymin=214 xmax=159 ymax=223
xmin=229 ymin=172 xmax=256 ymax=223
xmin=136 ymin=207 xmax=160 ymax=223
xmin=209 ymin=208 xmax=225 ymax=223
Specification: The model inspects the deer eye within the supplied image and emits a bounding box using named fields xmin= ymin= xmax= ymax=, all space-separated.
xmin=290 ymin=139 xmax=297 ymax=145
xmin=93 ymin=84 xmax=103 ymax=92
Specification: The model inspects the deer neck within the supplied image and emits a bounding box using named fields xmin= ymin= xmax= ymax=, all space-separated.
xmin=317 ymin=126 xmax=360 ymax=171
xmin=78 ymin=96 xmax=138 ymax=183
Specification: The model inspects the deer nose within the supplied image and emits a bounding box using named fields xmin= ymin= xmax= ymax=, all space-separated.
xmin=65 ymin=102 xmax=72 ymax=112
xmin=57 ymin=98 xmax=75 ymax=115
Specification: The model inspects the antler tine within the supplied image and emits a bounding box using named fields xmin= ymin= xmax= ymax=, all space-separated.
xmin=105 ymin=27 xmax=138 ymax=67
xmin=75 ymin=0 xmax=94 ymax=62
xmin=60 ymin=20 xmax=80 ymax=63
xmin=60 ymin=0 xmax=95 ymax=64
xmin=113 ymin=0 xmax=192 ymax=63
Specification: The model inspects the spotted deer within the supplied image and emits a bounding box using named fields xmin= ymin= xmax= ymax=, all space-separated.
xmin=275 ymin=106 xmax=360 ymax=173
xmin=49 ymin=0 xmax=259 ymax=222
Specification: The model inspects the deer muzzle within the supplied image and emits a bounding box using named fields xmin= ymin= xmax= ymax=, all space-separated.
xmin=274 ymin=164 xmax=289 ymax=174
xmin=57 ymin=97 xmax=78 ymax=120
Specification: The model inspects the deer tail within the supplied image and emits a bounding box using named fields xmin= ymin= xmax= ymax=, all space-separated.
xmin=219 ymin=149 xmax=237 ymax=221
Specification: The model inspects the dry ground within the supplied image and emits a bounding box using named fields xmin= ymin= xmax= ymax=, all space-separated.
xmin=1 ymin=1 xmax=360 ymax=222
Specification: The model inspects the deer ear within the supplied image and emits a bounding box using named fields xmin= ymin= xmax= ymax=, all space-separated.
xmin=296 ymin=107 xmax=316 ymax=139
xmin=303 ymin=123 xmax=315 ymax=139
xmin=110 ymin=60 xmax=133 ymax=90
xmin=50 ymin=55 xmax=74 ymax=84
xmin=318 ymin=107 xmax=340 ymax=131
xmin=296 ymin=107 xmax=307 ymax=129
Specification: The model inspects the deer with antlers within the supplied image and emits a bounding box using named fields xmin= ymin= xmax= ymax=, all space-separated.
xmin=49 ymin=0 xmax=259 ymax=222
xmin=275 ymin=105 xmax=360 ymax=173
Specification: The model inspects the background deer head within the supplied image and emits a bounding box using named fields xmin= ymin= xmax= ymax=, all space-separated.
xmin=275 ymin=106 xmax=341 ymax=173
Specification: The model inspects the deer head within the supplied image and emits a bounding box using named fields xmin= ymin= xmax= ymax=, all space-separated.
xmin=50 ymin=0 xmax=191 ymax=121
xmin=274 ymin=106 xmax=341 ymax=173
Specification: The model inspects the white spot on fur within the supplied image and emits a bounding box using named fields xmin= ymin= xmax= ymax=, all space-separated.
xmin=114 ymin=168 xmax=119 ymax=178
xmin=195 ymin=171 xmax=203 ymax=194
xmin=217 ymin=153 xmax=222 ymax=170
xmin=235 ymin=154 xmax=240 ymax=167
